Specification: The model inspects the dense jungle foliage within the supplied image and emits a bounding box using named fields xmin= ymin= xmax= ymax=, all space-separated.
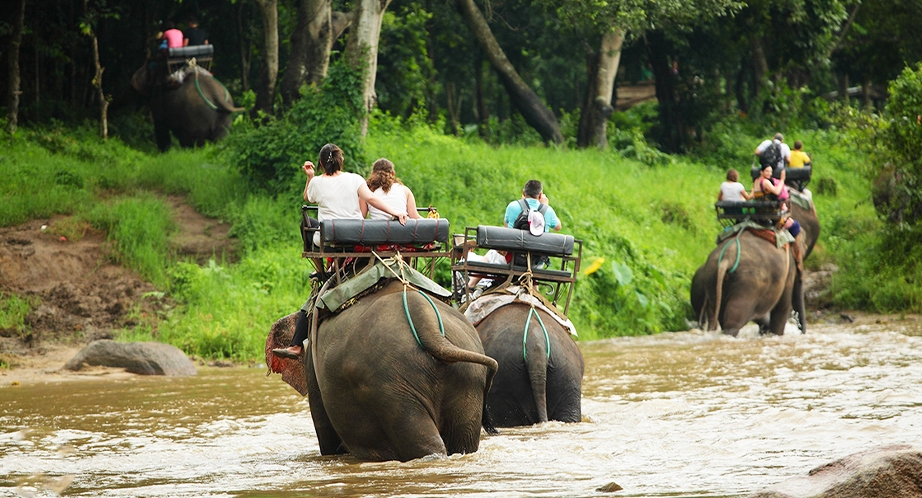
xmin=2 ymin=0 xmax=922 ymax=360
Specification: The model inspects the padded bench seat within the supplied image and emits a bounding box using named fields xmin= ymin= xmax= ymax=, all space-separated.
xmin=168 ymin=45 xmax=215 ymax=59
xmin=475 ymin=225 xmax=574 ymax=256
xmin=321 ymin=218 xmax=450 ymax=246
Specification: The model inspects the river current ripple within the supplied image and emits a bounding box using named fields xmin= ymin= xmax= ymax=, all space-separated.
xmin=1 ymin=317 xmax=920 ymax=497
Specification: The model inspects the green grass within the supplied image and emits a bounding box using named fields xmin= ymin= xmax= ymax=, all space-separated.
xmin=0 ymin=293 xmax=38 ymax=340
xmin=0 ymin=116 xmax=911 ymax=359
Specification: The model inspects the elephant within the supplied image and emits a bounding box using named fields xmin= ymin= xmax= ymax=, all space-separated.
xmin=691 ymin=191 xmax=820 ymax=336
xmin=128 ymin=64 xmax=240 ymax=151
xmin=282 ymin=279 xmax=499 ymax=462
xmin=474 ymin=302 xmax=584 ymax=427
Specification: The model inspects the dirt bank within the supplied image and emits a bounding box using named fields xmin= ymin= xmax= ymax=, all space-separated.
xmin=0 ymin=196 xmax=236 ymax=367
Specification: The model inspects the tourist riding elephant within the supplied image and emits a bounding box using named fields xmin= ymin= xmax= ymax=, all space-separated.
xmin=475 ymin=302 xmax=584 ymax=427
xmin=129 ymin=64 xmax=240 ymax=151
xmin=694 ymin=229 xmax=802 ymax=336
xmin=691 ymin=188 xmax=819 ymax=335
xmin=273 ymin=280 xmax=498 ymax=462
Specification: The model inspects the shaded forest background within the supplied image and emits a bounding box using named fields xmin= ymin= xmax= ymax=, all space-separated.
xmin=3 ymin=0 xmax=922 ymax=152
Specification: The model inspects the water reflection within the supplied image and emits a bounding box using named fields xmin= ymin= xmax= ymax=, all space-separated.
xmin=1 ymin=318 xmax=920 ymax=497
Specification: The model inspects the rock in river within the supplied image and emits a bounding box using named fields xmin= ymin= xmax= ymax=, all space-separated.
xmin=64 ymin=339 xmax=197 ymax=376
xmin=747 ymin=444 xmax=922 ymax=498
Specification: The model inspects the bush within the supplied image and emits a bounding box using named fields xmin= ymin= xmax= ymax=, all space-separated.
xmin=220 ymin=61 xmax=367 ymax=196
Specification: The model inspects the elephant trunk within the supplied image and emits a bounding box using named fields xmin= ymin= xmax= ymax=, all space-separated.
xmin=524 ymin=319 xmax=550 ymax=423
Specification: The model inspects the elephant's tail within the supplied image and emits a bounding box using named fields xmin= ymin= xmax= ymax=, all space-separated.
xmin=710 ymin=253 xmax=733 ymax=332
xmin=193 ymin=70 xmax=246 ymax=113
xmin=404 ymin=290 xmax=499 ymax=434
xmin=524 ymin=307 xmax=550 ymax=424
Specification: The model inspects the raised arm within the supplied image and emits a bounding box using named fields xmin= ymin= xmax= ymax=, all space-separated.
xmin=302 ymin=161 xmax=315 ymax=202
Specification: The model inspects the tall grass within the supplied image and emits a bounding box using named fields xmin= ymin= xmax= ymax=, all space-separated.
xmin=0 ymin=116 xmax=902 ymax=359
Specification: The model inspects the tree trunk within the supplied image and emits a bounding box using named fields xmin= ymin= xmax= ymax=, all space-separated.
xmin=238 ymin=2 xmax=251 ymax=92
xmin=281 ymin=0 xmax=332 ymax=105
xmin=254 ymin=0 xmax=279 ymax=115
xmin=750 ymin=34 xmax=768 ymax=101
xmin=7 ymin=0 xmax=26 ymax=135
xmin=645 ymin=30 xmax=682 ymax=153
xmin=475 ymin=56 xmax=488 ymax=138
xmin=455 ymin=0 xmax=563 ymax=145
xmin=577 ymin=28 xmax=623 ymax=149
xmin=90 ymin=34 xmax=108 ymax=139
xmin=344 ymin=0 xmax=392 ymax=136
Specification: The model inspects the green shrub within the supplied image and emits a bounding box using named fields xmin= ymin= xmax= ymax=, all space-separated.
xmin=220 ymin=61 xmax=367 ymax=195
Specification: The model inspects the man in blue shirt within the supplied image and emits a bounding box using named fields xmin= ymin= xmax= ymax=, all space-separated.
xmin=503 ymin=179 xmax=562 ymax=232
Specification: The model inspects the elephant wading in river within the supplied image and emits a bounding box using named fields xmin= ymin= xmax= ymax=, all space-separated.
xmin=129 ymin=64 xmax=240 ymax=151
xmin=473 ymin=302 xmax=584 ymax=427
xmin=270 ymin=280 xmax=498 ymax=462
xmin=692 ymin=190 xmax=819 ymax=336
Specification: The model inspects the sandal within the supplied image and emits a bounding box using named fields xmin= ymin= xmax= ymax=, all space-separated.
xmin=271 ymin=348 xmax=301 ymax=360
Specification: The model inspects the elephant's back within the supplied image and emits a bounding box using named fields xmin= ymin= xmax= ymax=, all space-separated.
xmin=477 ymin=303 xmax=579 ymax=367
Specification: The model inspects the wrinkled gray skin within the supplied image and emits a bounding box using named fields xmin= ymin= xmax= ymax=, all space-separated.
xmin=475 ymin=303 xmax=584 ymax=427
xmin=130 ymin=65 xmax=238 ymax=151
xmin=692 ymin=191 xmax=819 ymax=335
xmin=305 ymin=280 xmax=498 ymax=462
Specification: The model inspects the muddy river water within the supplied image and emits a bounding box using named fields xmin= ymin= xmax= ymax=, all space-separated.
xmin=2 ymin=317 xmax=921 ymax=497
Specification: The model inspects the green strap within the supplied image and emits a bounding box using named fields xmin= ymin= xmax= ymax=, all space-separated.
xmin=194 ymin=70 xmax=219 ymax=111
xmin=717 ymin=229 xmax=744 ymax=274
xmin=403 ymin=288 xmax=445 ymax=348
xmin=522 ymin=307 xmax=550 ymax=361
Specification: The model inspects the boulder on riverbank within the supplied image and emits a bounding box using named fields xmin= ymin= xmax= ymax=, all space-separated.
xmin=747 ymin=444 xmax=922 ymax=498
xmin=64 ymin=339 xmax=197 ymax=376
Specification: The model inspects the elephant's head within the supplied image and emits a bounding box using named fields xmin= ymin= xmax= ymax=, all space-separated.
xmin=130 ymin=65 xmax=152 ymax=98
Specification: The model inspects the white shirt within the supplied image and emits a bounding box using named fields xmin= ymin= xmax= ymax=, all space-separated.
xmin=368 ymin=185 xmax=409 ymax=220
xmin=756 ymin=139 xmax=792 ymax=169
xmin=720 ymin=181 xmax=747 ymax=202
xmin=306 ymin=172 xmax=366 ymax=245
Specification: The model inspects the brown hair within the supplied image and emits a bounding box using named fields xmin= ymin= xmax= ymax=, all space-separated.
xmin=794 ymin=140 xmax=803 ymax=150
xmin=726 ymin=169 xmax=739 ymax=182
xmin=319 ymin=144 xmax=344 ymax=175
xmin=367 ymin=158 xmax=401 ymax=193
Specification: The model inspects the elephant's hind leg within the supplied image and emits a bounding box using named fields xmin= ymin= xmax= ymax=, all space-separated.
xmin=361 ymin=411 xmax=446 ymax=462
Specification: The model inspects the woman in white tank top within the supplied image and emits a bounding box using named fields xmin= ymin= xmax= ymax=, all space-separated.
xmin=365 ymin=158 xmax=422 ymax=220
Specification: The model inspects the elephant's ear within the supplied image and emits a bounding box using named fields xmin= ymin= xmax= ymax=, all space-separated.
xmin=131 ymin=67 xmax=151 ymax=97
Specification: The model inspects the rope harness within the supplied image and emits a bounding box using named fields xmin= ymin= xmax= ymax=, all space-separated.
xmin=372 ymin=252 xmax=446 ymax=348
xmin=515 ymin=271 xmax=551 ymax=362
xmin=188 ymin=58 xmax=231 ymax=111
xmin=717 ymin=228 xmax=744 ymax=274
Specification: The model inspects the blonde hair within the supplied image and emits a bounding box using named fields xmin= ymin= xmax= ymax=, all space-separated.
xmin=367 ymin=158 xmax=402 ymax=193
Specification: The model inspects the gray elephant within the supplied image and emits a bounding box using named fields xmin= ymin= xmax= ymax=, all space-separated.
xmin=474 ymin=302 xmax=584 ymax=427
xmin=691 ymin=191 xmax=819 ymax=335
xmin=129 ymin=64 xmax=240 ymax=151
xmin=270 ymin=280 xmax=498 ymax=462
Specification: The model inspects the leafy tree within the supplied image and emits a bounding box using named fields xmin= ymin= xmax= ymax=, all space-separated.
xmin=870 ymin=64 xmax=922 ymax=225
